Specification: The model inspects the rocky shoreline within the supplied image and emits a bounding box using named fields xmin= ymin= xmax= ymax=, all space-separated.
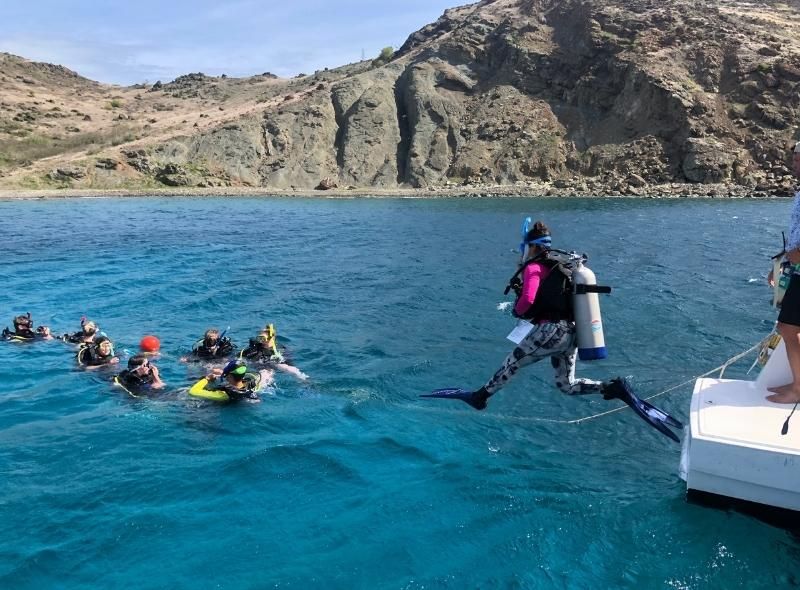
xmin=0 ymin=181 xmax=792 ymax=200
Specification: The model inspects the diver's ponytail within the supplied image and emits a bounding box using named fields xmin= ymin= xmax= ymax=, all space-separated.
xmin=526 ymin=221 xmax=550 ymax=243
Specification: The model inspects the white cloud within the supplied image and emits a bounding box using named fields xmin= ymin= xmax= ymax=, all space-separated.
xmin=0 ymin=1 xmax=458 ymax=84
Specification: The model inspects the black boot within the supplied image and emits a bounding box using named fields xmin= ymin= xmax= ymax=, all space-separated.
xmin=601 ymin=377 xmax=626 ymax=401
xmin=420 ymin=386 xmax=492 ymax=410
xmin=467 ymin=387 xmax=491 ymax=411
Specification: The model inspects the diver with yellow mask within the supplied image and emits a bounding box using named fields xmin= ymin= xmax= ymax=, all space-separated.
xmin=240 ymin=323 xmax=308 ymax=381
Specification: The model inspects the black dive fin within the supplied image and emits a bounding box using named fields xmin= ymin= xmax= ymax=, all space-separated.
xmin=638 ymin=398 xmax=683 ymax=430
xmin=604 ymin=378 xmax=681 ymax=443
xmin=421 ymin=388 xmax=488 ymax=411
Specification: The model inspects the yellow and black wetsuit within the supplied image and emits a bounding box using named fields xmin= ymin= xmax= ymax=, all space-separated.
xmin=189 ymin=373 xmax=261 ymax=402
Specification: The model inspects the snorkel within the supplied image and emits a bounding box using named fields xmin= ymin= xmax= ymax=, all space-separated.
xmin=264 ymin=324 xmax=280 ymax=357
xmin=203 ymin=327 xmax=228 ymax=351
xmin=519 ymin=217 xmax=531 ymax=265
xmin=259 ymin=323 xmax=284 ymax=361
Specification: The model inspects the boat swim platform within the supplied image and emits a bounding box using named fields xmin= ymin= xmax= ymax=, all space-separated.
xmin=681 ymin=340 xmax=800 ymax=513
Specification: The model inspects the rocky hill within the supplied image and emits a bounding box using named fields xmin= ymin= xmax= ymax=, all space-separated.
xmin=2 ymin=0 xmax=800 ymax=196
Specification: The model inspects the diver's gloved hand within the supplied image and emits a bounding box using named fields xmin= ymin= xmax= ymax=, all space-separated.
xmin=507 ymin=276 xmax=522 ymax=296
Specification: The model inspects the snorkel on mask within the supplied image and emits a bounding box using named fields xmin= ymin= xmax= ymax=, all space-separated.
xmin=222 ymin=360 xmax=247 ymax=378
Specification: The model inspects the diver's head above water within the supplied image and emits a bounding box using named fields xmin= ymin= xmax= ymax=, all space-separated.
xmin=221 ymin=360 xmax=247 ymax=386
xmin=82 ymin=320 xmax=97 ymax=336
xmin=128 ymin=354 xmax=152 ymax=374
xmin=95 ymin=336 xmax=114 ymax=358
xmin=13 ymin=313 xmax=32 ymax=331
xmin=524 ymin=221 xmax=552 ymax=259
xmin=203 ymin=328 xmax=220 ymax=349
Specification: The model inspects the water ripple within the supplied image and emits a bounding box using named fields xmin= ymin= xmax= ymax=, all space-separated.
xmin=0 ymin=196 xmax=795 ymax=588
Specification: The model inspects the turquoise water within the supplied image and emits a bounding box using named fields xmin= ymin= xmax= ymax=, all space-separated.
xmin=0 ymin=196 xmax=797 ymax=589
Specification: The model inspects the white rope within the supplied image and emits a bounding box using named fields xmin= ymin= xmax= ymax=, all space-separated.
xmin=465 ymin=337 xmax=770 ymax=426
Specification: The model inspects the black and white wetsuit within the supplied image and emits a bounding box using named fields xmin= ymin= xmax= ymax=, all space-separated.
xmin=484 ymin=260 xmax=604 ymax=396
xmin=484 ymin=320 xmax=604 ymax=396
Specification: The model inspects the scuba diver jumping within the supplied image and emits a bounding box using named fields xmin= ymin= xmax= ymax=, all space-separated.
xmin=240 ymin=323 xmax=308 ymax=381
xmin=422 ymin=220 xmax=683 ymax=443
xmin=184 ymin=328 xmax=236 ymax=361
xmin=114 ymin=354 xmax=165 ymax=396
xmin=2 ymin=313 xmax=53 ymax=341
xmin=77 ymin=336 xmax=119 ymax=368
xmin=189 ymin=360 xmax=273 ymax=402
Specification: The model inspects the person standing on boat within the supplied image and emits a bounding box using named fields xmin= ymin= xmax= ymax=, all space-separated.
xmin=767 ymin=141 xmax=800 ymax=404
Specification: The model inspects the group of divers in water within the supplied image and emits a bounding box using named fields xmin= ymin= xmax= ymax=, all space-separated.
xmin=2 ymin=217 xmax=684 ymax=441
xmin=1 ymin=317 xmax=308 ymax=402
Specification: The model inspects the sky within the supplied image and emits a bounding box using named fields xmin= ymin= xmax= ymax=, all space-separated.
xmin=0 ymin=0 xmax=460 ymax=85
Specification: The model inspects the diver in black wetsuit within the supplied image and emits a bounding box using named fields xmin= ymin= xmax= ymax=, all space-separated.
xmin=240 ymin=324 xmax=308 ymax=381
xmin=77 ymin=336 xmax=119 ymax=368
xmin=186 ymin=328 xmax=235 ymax=361
xmin=114 ymin=355 xmax=165 ymax=395
xmin=241 ymin=333 xmax=283 ymax=364
xmin=2 ymin=313 xmax=53 ymax=341
xmin=62 ymin=319 xmax=99 ymax=345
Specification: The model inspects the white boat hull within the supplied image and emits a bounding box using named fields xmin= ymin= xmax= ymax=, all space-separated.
xmin=680 ymin=340 xmax=800 ymax=512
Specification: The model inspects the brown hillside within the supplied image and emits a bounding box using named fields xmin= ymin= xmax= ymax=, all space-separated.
xmin=1 ymin=0 xmax=800 ymax=196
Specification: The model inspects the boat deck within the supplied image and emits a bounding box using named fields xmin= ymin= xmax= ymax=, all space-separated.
xmin=692 ymin=377 xmax=800 ymax=454
xmin=683 ymin=367 xmax=800 ymax=512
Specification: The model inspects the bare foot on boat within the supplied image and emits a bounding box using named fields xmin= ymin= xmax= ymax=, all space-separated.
xmin=766 ymin=389 xmax=800 ymax=404
xmin=767 ymin=382 xmax=793 ymax=394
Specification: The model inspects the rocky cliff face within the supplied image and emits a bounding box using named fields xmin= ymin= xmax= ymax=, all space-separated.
xmin=2 ymin=0 xmax=800 ymax=195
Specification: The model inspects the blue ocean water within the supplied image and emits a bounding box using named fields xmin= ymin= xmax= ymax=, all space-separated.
xmin=0 ymin=196 xmax=797 ymax=589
